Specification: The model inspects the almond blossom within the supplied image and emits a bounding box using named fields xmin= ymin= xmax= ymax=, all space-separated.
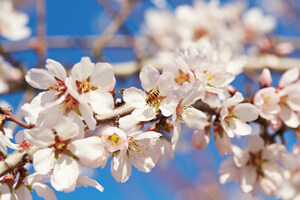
xmin=277 ymin=68 xmax=300 ymax=128
xmin=25 ymin=117 xmax=106 ymax=191
xmin=123 ymin=65 xmax=177 ymax=121
xmin=279 ymin=153 xmax=300 ymax=200
xmin=219 ymin=135 xmax=286 ymax=196
xmin=0 ymin=0 xmax=31 ymax=41
xmin=171 ymin=81 xmax=207 ymax=150
xmin=254 ymin=87 xmax=280 ymax=121
xmin=220 ymin=92 xmax=259 ymax=138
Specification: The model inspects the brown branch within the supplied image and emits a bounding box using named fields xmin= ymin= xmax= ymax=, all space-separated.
xmin=92 ymin=0 xmax=137 ymax=60
xmin=0 ymin=107 xmax=33 ymax=130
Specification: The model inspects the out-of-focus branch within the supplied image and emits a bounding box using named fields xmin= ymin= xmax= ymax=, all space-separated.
xmin=2 ymin=35 xmax=135 ymax=52
xmin=34 ymin=0 xmax=47 ymax=65
xmin=92 ymin=0 xmax=137 ymax=60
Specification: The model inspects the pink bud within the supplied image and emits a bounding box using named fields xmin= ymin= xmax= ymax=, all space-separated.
xmin=259 ymin=68 xmax=272 ymax=88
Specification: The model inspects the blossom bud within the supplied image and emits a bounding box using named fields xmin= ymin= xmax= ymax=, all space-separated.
xmin=259 ymin=68 xmax=272 ymax=88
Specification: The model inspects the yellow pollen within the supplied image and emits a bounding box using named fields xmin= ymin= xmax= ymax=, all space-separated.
xmin=107 ymin=133 xmax=122 ymax=146
xmin=79 ymin=80 xmax=92 ymax=93
xmin=174 ymin=70 xmax=190 ymax=85
xmin=205 ymin=71 xmax=215 ymax=81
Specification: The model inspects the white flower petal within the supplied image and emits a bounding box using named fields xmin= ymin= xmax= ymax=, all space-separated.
xmin=33 ymin=182 xmax=57 ymax=200
xmin=54 ymin=117 xmax=79 ymax=140
xmin=91 ymin=62 xmax=115 ymax=91
xmin=191 ymin=130 xmax=210 ymax=150
xmin=45 ymin=59 xmax=66 ymax=81
xmin=90 ymin=91 xmax=114 ymax=115
xmin=140 ymin=65 xmax=160 ymax=91
xmin=25 ymin=127 xmax=54 ymax=148
xmin=70 ymin=137 xmax=108 ymax=168
xmin=182 ymin=107 xmax=207 ymax=131
xmin=123 ymin=87 xmax=146 ymax=108
xmin=71 ymin=57 xmax=94 ymax=82
xmin=234 ymin=103 xmax=258 ymax=122
xmin=76 ymin=176 xmax=104 ymax=192
xmin=111 ymin=150 xmax=132 ymax=183
xmin=279 ymin=67 xmax=299 ymax=88
xmin=51 ymin=155 xmax=80 ymax=192
xmin=160 ymin=95 xmax=178 ymax=117
xmin=16 ymin=185 xmax=32 ymax=200
xmin=79 ymin=103 xmax=96 ymax=130
xmin=132 ymin=107 xmax=156 ymax=121
xmin=280 ymin=107 xmax=300 ymax=128
xmin=240 ymin=167 xmax=257 ymax=193
xmin=33 ymin=148 xmax=54 ymax=175
xmin=158 ymin=72 xmax=174 ymax=96
xmin=25 ymin=69 xmax=55 ymax=89
xmin=247 ymin=135 xmax=264 ymax=153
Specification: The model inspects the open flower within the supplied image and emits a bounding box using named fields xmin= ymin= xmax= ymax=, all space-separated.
xmin=123 ymin=65 xmax=177 ymax=121
xmin=220 ymin=92 xmax=259 ymax=138
xmin=25 ymin=117 xmax=107 ymax=191
xmin=219 ymin=135 xmax=286 ymax=196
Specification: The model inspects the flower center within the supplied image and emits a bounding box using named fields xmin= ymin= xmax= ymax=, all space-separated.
xmin=46 ymin=77 xmax=67 ymax=96
xmin=174 ymin=70 xmax=190 ymax=85
xmin=145 ymin=89 xmax=160 ymax=108
xmin=106 ymin=133 xmax=122 ymax=146
xmin=61 ymin=94 xmax=80 ymax=115
xmin=76 ymin=77 xmax=97 ymax=94
xmin=193 ymin=28 xmax=208 ymax=40
xmin=205 ymin=71 xmax=215 ymax=82
xmin=52 ymin=135 xmax=70 ymax=155
xmin=247 ymin=150 xmax=268 ymax=176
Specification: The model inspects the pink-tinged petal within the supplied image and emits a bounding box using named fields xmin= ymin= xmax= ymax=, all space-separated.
xmin=260 ymin=164 xmax=283 ymax=196
xmin=232 ymin=145 xmax=249 ymax=167
xmin=171 ymin=120 xmax=181 ymax=150
xmin=119 ymin=115 xmax=142 ymax=133
xmin=259 ymin=68 xmax=272 ymax=88
xmin=191 ymin=130 xmax=210 ymax=150
xmin=209 ymin=72 xmax=234 ymax=87
xmin=215 ymin=132 xmax=231 ymax=156
xmin=123 ymin=87 xmax=146 ymax=108
xmin=25 ymin=127 xmax=54 ymax=148
xmin=247 ymin=135 xmax=264 ymax=153
xmin=25 ymin=69 xmax=55 ymax=89
xmin=134 ymin=131 xmax=161 ymax=140
xmin=71 ymin=137 xmax=108 ymax=168
xmin=220 ymin=107 xmax=228 ymax=120
xmin=132 ymin=107 xmax=156 ymax=121
xmin=0 ymin=133 xmax=17 ymax=150
xmin=79 ymin=103 xmax=96 ymax=130
xmin=240 ymin=167 xmax=257 ymax=193
xmin=231 ymin=118 xmax=252 ymax=136
xmin=76 ymin=176 xmax=104 ymax=192
xmin=160 ymin=95 xmax=178 ymax=117
xmin=182 ymin=107 xmax=207 ymax=131
xmin=16 ymin=185 xmax=32 ymax=200
xmin=263 ymin=143 xmax=286 ymax=162
xmin=219 ymin=157 xmax=239 ymax=184
xmin=91 ymin=62 xmax=115 ymax=91
xmin=129 ymin=138 xmax=163 ymax=172
xmin=161 ymin=138 xmax=174 ymax=160
xmin=33 ymin=148 xmax=54 ymax=175
xmin=71 ymin=57 xmax=94 ymax=82
xmin=234 ymin=103 xmax=259 ymax=122
xmin=90 ymin=90 xmax=114 ymax=115
xmin=220 ymin=119 xmax=234 ymax=138
xmin=45 ymin=59 xmax=66 ymax=81
xmin=51 ymin=155 xmax=80 ymax=192
xmin=140 ymin=65 xmax=160 ymax=91
xmin=0 ymin=183 xmax=14 ymax=200
xmin=158 ymin=72 xmax=174 ymax=96
xmin=181 ymin=80 xmax=205 ymax=105
xmin=33 ymin=182 xmax=57 ymax=200
xmin=280 ymin=107 xmax=300 ymax=128
xmin=287 ymin=94 xmax=300 ymax=111
xmin=279 ymin=67 xmax=299 ymax=88
xmin=111 ymin=150 xmax=132 ymax=183
xmin=224 ymin=92 xmax=244 ymax=107
xmin=54 ymin=117 xmax=79 ymax=140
